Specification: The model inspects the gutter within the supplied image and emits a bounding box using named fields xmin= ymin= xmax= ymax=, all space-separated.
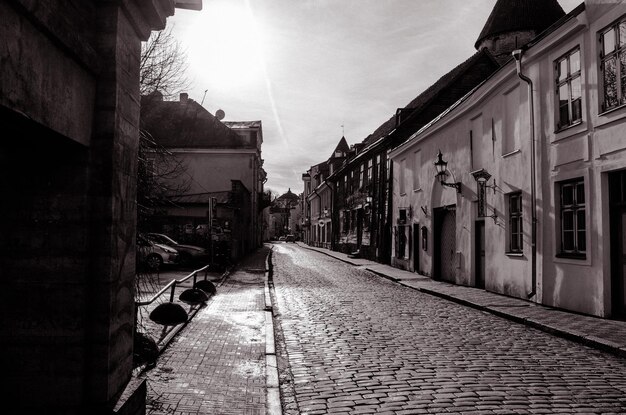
xmin=512 ymin=48 xmax=537 ymax=300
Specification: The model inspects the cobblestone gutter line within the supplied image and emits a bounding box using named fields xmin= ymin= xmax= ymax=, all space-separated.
xmin=266 ymin=247 xmax=300 ymax=415
xmin=265 ymin=247 xmax=283 ymax=415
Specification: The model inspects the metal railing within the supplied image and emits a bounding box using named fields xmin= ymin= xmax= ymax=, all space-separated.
xmin=136 ymin=264 xmax=212 ymax=307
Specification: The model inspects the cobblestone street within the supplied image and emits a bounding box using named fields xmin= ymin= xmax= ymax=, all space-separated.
xmin=271 ymin=244 xmax=626 ymax=414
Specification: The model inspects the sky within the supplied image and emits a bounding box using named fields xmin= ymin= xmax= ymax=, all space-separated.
xmin=168 ymin=0 xmax=582 ymax=196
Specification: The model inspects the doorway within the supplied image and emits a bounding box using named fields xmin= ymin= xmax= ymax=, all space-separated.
xmin=610 ymin=170 xmax=626 ymax=318
xmin=475 ymin=220 xmax=485 ymax=289
xmin=434 ymin=206 xmax=456 ymax=282
xmin=413 ymin=223 xmax=420 ymax=273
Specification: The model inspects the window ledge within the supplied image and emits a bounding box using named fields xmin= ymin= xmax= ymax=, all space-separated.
xmin=502 ymin=149 xmax=521 ymax=159
xmin=554 ymin=120 xmax=583 ymax=134
xmin=599 ymin=103 xmax=626 ymax=117
xmin=556 ymin=253 xmax=586 ymax=260
xmin=505 ymin=252 xmax=524 ymax=257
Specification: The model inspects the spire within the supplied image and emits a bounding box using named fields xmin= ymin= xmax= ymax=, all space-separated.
xmin=475 ymin=0 xmax=565 ymax=63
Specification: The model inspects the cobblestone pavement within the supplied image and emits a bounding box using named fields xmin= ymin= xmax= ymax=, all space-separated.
xmin=271 ymin=243 xmax=626 ymax=415
xmin=143 ymin=247 xmax=269 ymax=415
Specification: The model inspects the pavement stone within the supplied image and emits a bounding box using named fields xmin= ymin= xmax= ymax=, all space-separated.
xmin=141 ymin=246 xmax=273 ymax=415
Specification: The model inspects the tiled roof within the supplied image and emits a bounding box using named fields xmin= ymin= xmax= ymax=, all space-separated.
xmin=475 ymin=0 xmax=565 ymax=49
xmin=140 ymin=96 xmax=250 ymax=149
xmin=362 ymin=48 xmax=499 ymax=147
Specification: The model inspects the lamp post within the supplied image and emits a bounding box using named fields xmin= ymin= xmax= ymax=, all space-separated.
xmin=434 ymin=150 xmax=461 ymax=193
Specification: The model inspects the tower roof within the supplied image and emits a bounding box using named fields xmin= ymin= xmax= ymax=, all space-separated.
xmin=329 ymin=136 xmax=350 ymax=158
xmin=277 ymin=188 xmax=299 ymax=201
xmin=475 ymin=0 xmax=565 ymax=49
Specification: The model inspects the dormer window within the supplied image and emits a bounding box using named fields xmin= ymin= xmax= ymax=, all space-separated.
xmin=335 ymin=151 xmax=343 ymax=157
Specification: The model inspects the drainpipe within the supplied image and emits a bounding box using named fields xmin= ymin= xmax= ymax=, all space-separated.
xmin=512 ymin=48 xmax=537 ymax=299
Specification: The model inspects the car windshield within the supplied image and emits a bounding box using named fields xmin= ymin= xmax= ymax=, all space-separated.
xmin=151 ymin=234 xmax=177 ymax=245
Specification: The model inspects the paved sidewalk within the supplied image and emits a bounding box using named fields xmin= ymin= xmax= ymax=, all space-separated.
xmin=298 ymin=242 xmax=626 ymax=358
xmin=142 ymin=245 xmax=278 ymax=415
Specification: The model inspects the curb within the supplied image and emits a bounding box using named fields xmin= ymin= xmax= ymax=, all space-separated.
xmin=298 ymin=243 xmax=626 ymax=360
xmin=264 ymin=246 xmax=283 ymax=415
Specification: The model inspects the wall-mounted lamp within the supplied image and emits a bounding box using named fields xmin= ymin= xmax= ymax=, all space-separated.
xmin=434 ymin=150 xmax=461 ymax=193
xmin=471 ymin=168 xmax=497 ymax=193
xmin=471 ymin=168 xmax=498 ymax=223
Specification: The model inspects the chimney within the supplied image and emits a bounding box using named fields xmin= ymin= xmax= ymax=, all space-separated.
xmin=180 ymin=92 xmax=189 ymax=103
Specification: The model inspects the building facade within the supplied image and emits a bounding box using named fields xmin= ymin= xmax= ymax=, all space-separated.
xmin=329 ymin=50 xmax=501 ymax=262
xmin=0 ymin=0 xmax=201 ymax=412
xmin=140 ymin=94 xmax=266 ymax=261
xmin=391 ymin=0 xmax=626 ymax=318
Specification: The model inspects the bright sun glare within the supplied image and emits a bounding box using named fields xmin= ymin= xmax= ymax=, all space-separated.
xmin=185 ymin=1 xmax=267 ymax=89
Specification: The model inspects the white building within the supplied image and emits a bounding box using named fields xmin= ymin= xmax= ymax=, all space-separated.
xmin=390 ymin=0 xmax=626 ymax=318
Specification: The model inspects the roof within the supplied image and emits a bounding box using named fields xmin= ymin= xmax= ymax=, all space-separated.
xmin=277 ymin=188 xmax=299 ymax=201
xmin=223 ymin=121 xmax=262 ymax=129
xmin=331 ymin=136 xmax=350 ymax=157
xmin=394 ymin=2 xmax=585 ymax=159
xmin=362 ymin=48 xmax=499 ymax=147
xmin=140 ymin=95 xmax=252 ymax=149
xmin=475 ymin=0 xmax=565 ymax=49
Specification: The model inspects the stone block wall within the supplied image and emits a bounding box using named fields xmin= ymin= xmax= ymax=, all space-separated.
xmin=0 ymin=0 xmax=187 ymax=413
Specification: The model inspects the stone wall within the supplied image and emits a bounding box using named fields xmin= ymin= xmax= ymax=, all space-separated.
xmin=0 ymin=0 xmax=187 ymax=412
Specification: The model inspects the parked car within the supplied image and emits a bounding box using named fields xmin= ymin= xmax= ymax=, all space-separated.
xmin=137 ymin=234 xmax=179 ymax=272
xmin=278 ymin=236 xmax=286 ymax=241
xmin=285 ymin=234 xmax=296 ymax=242
xmin=146 ymin=233 xmax=209 ymax=266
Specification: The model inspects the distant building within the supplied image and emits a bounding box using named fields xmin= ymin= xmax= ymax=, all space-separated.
xmin=327 ymin=49 xmax=500 ymax=262
xmin=303 ymin=137 xmax=349 ymax=248
xmin=270 ymin=189 xmax=300 ymax=238
xmin=140 ymin=93 xmax=266 ymax=261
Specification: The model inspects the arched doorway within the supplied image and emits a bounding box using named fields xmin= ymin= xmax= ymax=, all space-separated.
xmin=434 ymin=206 xmax=456 ymax=282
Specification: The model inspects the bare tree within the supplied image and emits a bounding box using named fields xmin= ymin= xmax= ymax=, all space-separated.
xmin=136 ymin=129 xmax=191 ymax=230
xmin=140 ymin=25 xmax=191 ymax=98
xmin=137 ymin=22 xmax=194 ymax=230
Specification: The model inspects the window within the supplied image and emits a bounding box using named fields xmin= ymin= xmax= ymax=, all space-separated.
xmin=503 ymin=86 xmax=521 ymax=154
xmin=555 ymin=48 xmax=582 ymax=129
xmin=359 ymin=163 xmax=364 ymax=189
xmin=399 ymin=158 xmax=406 ymax=194
xmin=508 ymin=192 xmax=523 ymax=253
xmin=398 ymin=208 xmax=407 ymax=224
xmin=600 ymin=19 xmax=626 ymax=111
xmin=413 ymin=151 xmax=421 ymax=190
xmin=559 ymin=178 xmax=586 ymax=257
xmin=342 ymin=210 xmax=350 ymax=233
